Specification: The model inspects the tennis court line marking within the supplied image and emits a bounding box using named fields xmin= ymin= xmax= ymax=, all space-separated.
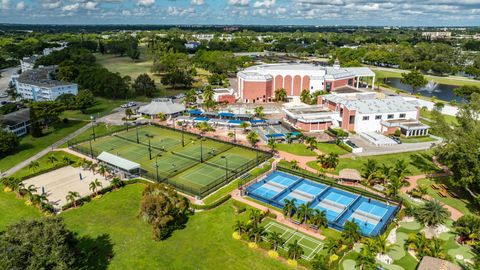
xmin=265 ymin=221 xmax=323 ymax=253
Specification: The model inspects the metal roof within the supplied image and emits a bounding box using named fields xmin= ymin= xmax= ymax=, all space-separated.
xmin=0 ymin=108 xmax=30 ymax=126
xmin=138 ymin=98 xmax=186 ymax=115
xmin=97 ymin=151 xmax=140 ymax=171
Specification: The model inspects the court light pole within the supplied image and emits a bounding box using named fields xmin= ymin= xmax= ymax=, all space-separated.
xmin=135 ymin=122 xmax=139 ymax=143
xmin=89 ymin=137 xmax=93 ymax=158
xmin=90 ymin=115 xmax=96 ymax=141
xmin=155 ymin=154 xmax=161 ymax=182
xmin=148 ymin=138 xmax=152 ymax=160
xmin=221 ymin=156 xmax=228 ymax=180
xmin=182 ymin=125 xmax=185 ymax=147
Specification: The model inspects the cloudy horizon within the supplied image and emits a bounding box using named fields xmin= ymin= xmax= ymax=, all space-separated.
xmin=0 ymin=0 xmax=479 ymax=26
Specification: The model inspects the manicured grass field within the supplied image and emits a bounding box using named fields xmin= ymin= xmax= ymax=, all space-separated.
xmin=70 ymin=123 xmax=126 ymax=144
xmin=75 ymin=125 xmax=265 ymax=197
xmin=0 ymin=186 xmax=42 ymax=231
xmin=10 ymin=151 xmax=81 ymax=179
xmin=307 ymin=150 xmax=439 ymax=176
xmin=316 ymin=142 xmax=349 ymax=155
xmin=399 ymin=136 xmax=437 ymax=143
xmin=61 ymin=184 xmax=291 ymax=270
xmin=373 ymin=68 xmax=480 ymax=87
xmin=420 ymin=109 xmax=458 ymax=125
xmin=276 ymin=143 xmax=317 ymax=156
xmin=95 ymin=53 xmax=156 ymax=82
xmin=59 ymin=98 xmax=127 ymax=121
xmin=0 ymin=120 xmax=87 ymax=172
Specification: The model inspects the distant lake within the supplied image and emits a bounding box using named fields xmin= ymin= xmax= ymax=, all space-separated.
xmin=384 ymin=77 xmax=462 ymax=103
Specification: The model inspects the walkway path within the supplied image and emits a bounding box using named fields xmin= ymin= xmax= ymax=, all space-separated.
xmin=4 ymin=122 xmax=92 ymax=177
xmin=231 ymin=189 xmax=326 ymax=240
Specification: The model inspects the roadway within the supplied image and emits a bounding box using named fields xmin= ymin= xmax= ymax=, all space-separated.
xmin=0 ymin=66 xmax=19 ymax=102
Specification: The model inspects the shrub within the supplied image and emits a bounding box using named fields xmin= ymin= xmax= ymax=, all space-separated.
xmin=268 ymin=250 xmax=279 ymax=258
xmin=287 ymin=259 xmax=298 ymax=267
xmin=248 ymin=242 xmax=258 ymax=249
xmin=232 ymin=232 xmax=241 ymax=240
xmin=394 ymin=129 xmax=401 ymax=137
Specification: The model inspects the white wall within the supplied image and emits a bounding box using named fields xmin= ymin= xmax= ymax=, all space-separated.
xmin=354 ymin=110 xmax=418 ymax=133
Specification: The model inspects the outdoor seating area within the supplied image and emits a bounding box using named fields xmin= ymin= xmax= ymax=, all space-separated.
xmin=252 ymin=124 xmax=301 ymax=142
xmin=431 ymin=183 xmax=458 ymax=198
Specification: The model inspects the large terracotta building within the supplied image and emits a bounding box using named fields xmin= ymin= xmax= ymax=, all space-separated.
xmin=236 ymin=62 xmax=375 ymax=103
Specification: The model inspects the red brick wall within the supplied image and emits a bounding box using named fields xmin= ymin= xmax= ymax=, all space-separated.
xmin=242 ymin=81 xmax=269 ymax=102
xmin=341 ymin=106 xmax=356 ymax=131
xmin=293 ymin=75 xmax=302 ymax=96
xmin=302 ymin=76 xmax=310 ymax=92
xmin=382 ymin=126 xmax=399 ymax=135
xmin=284 ymin=75 xmax=293 ymax=95
xmin=218 ymin=94 xmax=236 ymax=104
xmin=275 ymin=75 xmax=283 ymax=91
xmin=296 ymin=121 xmax=332 ymax=132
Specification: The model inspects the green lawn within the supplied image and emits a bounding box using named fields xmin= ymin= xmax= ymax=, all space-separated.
xmin=417 ymin=177 xmax=477 ymax=216
xmin=399 ymin=136 xmax=437 ymax=144
xmin=373 ymin=69 xmax=480 ymax=87
xmin=307 ymin=150 xmax=439 ymax=176
xmin=420 ymin=109 xmax=458 ymax=125
xmin=316 ymin=142 xmax=349 ymax=155
xmin=59 ymin=98 xmax=127 ymax=121
xmin=61 ymin=184 xmax=290 ymax=270
xmin=0 ymin=186 xmax=42 ymax=231
xmin=0 ymin=120 xmax=87 ymax=172
xmin=70 ymin=123 xmax=126 ymax=144
xmin=276 ymin=143 xmax=317 ymax=156
xmin=10 ymin=151 xmax=81 ymax=179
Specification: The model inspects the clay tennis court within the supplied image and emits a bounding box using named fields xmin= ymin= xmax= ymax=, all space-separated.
xmin=23 ymin=166 xmax=110 ymax=209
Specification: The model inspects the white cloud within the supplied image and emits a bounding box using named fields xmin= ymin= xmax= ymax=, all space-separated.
xmin=1 ymin=0 xmax=10 ymax=10
xmin=62 ymin=3 xmax=80 ymax=11
xmin=16 ymin=1 xmax=25 ymax=10
xmin=84 ymin=1 xmax=98 ymax=10
xmin=253 ymin=0 xmax=276 ymax=8
xmin=42 ymin=1 xmax=61 ymax=9
xmin=191 ymin=0 xmax=204 ymax=5
xmin=167 ymin=6 xmax=194 ymax=16
xmin=137 ymin=0 xmax=155 ymax=7
xmin=228 ymin=0 xmax=249 ymax=6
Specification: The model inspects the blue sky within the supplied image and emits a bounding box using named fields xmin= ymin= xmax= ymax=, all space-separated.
xmin=0 ymin=0 xmax=479 ymax=26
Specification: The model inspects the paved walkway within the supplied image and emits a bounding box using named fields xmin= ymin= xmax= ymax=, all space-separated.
xmin=231 ymin=189 xmax=326 ymax=240
xmin=3 ymin=122 xmax=92 ymax=177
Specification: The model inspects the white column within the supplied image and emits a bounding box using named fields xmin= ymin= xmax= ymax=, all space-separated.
xmin=356 ymin=76 xmax=360 ymax=89
xmin=372 ymin=76 xmax=375 ymax=90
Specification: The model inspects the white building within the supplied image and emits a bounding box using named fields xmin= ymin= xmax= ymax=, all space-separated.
xmin=15 ymin=66 xmax=78 ymax=101
xmin=0 ymin=108 xmax=30 ymax=137
xmin=20 ymin=55 xmax=39 ymax=72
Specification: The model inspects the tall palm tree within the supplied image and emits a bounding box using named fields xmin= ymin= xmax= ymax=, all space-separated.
xmin=98 ymin=164 xmax=108 ymax=178
xmin=28 ymin=161 xmax=40 ymax=173
xmin=250 ymin=225 xmax=267 ymax=243
xmin=296 ymin=202 xmax=313 ymax=224
xmin=267 ymin=137 xmax=276 ymax=152
xmin=246 ymin=131 xmax=259 ymax=147
xmin=325 ymin=153 xmax=339 ymax=170
xmin=323 ymin=239 xmax=340 ymax=256
xmin=233 ymin=220 xmax=247 ymax=235
xmin=239 ymin=121 xmax=250 ymax=133
xmin=25 ymin=184 xmax=37 ymax=199
xmin=289 ymin=160 xmax=299 ymax=169
xmin=89 ymin=163 xmax=98 ymax=174
xmin=110 ymin=177 xmax=123 ymax=190
xmin=305 ymin=136 xmax=317 ymax=151
xmin=254 ymin=106 xmax=265 ymax=118
xmin=249 ymin=209 xmax=263 ymax=226
xmin=287 ymin=240 xmax=304 ymax=260
xmin=283 ymin=198 xmax=297 ymax=218
xmin=342 ymin=220 xmax=361 ymax=244
xmin=387 ymin=175 xmax=404 ymax=198
xmin=47 ymin=155 xmax=58 ymax=166
xmin=267 ymin=231 xmax=284 ymax=251
xmin=356 ymin=241 xmax=377 ymax=270
xmin=66 ymin=191 xmax=80 ymax=208
xmin=392 ymin=159 xmax=410 ymax=179
xmin=374 ymin=234 xmax=394 ymax=255
xmin=311 ymin=209 xmax=328 ymax=229
xmin=89 ymin=179 xmax=103 ymax=196
xmin=311 ymin=253 xmax=330 ymax=270
xmin=380 ymin=164 xmax=391 ymax=184
xmin=125 ymin=108 xmax=134 ymax=120
xmin=61 ymin=155 xmax=72 ymax=165
xmin=415 ymin=199 xmax=450 ymax=228
xmin=362 ymin=159 xmax=378 ymax=182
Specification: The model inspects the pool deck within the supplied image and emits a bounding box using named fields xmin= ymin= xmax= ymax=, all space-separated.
xmin=231 ymin=189 xmax=326 ymax=240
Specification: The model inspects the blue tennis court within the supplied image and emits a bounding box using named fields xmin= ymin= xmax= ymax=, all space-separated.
xmin=246 ymin=170 xmax=400 ymax=237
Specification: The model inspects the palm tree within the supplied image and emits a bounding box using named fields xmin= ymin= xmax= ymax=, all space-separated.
xmin=250 ymin=225 xmax=267 ymax=243
xmin=28 ymin=161 xmax=40 ymax=173
xmin=249 ymin=208 xmax=263 ymax=226
xmin=157 ymin=112 xmax=167 ymax=121
xmin=342 ymin=220 xmax=361 ymax=244
xmin=300 ymin=89 xmax=311 ymax=104
xmin=110 ymin=177 xmax=123 ymax=190
xmin=183 ymin=89 xmax=197 ymax=106
xmin=323 ymin=239 xmax=340 ymax=256
xmin=283 ymin=198 xmax=297 ymax=218
xmin=362 ymin=159 xmax=378 ymax=182
xmin=267 ymin=137 xmax=276 ymax=152
xmin=254 ymin=106 xmax=265 ymax=118
xmin=392 ymin=159 xmax=410 ymax=179
xmin=61 ymin=155 xmax=72 ymax=166
xmin=246 ymin=131 xmax=259 ymax=147
xmin=289 ymin=160 xmax=299 ymax=169
xmin=296 ymin=202 xmax=313 ymax=224
xmin=66 ymin=191 xmax=80 ymax=208
xmin=227 ymin=132 xmax=235 ymax=142
xmin=325 ymin=153 xmax=339 ymax=170
xmin=305 ymin=136 xmax=317 ymax=151
xmin=417 ymin=185 xmax=429 ymax=199
xmin=274 ymin=88 xmax=287 ymax=102
xmin=311 ymin=253 xmax=330 ymax=270
xmin=89 ymin=162 xmax=98 ymax=174
xmin=287 ymin=240 xmax=304 ymax=260
xmin=98 ymin=164 xmax=108 ymax=178
xmin=415 ymin=199 xmax=450 ymax=228
xmin=356 ymin=241 xmax=377 ymax=270
xmin=47 ymin=155 xmax=58 ymax=166
xmin=25 ymin=184 xmax=37 ymax=200
xmin=125 ymin=108 xmax=134 ymax=120
xmin=311 ymin=209 xmax=328 ymax=229
xmin=89 ymin=179 xmax=103 ymax=196
xmin=267 ymin=231 xmax=284 ymax=251
xmin=374 ymin=234 xmax=394 ymax=255
xmin=379 ymin=164 xmax=392 ymax=185
xmin=233 ymin=220 xmax=247 ymax=235
xmin=387 ymin=175 xmax=404 ymax=198
xmin=239 ymin=121 xmax=250 ymax=133
xmin=285 ymin=132 xmax=292 ymax=144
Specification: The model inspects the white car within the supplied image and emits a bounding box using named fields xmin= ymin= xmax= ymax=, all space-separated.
xmin=0 ymin=92 xmax=8 ymax=98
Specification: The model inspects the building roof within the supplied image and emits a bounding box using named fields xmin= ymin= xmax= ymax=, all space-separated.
xmin=17 ymin=66 xmax=76 ymax=88
xmin=0 ymin=108 xmax=30 ymax=126
xmin=323 ymin=94 xmax=419 ymax=114
xmin=97 ymin=151 xmax=140 ymax=171
xmin=417 ymin=256 xmax=461 ymax=270
xmin=339 ymin=169 xmax=362 ymax=181
xmin=138 ymin=98 xmax=186 ymax=116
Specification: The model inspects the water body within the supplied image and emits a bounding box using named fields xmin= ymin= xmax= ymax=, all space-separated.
xmin=384 ymin=77 xmax=462 ymax=103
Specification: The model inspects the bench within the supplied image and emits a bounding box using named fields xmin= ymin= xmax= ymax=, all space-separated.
xmin=437 ymin=190 xmax=448 ymax=198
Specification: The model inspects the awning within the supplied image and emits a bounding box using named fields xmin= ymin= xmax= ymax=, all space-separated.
xmin=97 ymin=151 xmax=140 ymax=171
xmin=228 ymin=120 xmax=243 ymax=124
xmin=218 ymin=112 xmax=235 ymax=118
xmin=194 ymin=117 xmax=210 ymax=122
xmin=250 ymin=119 xmax=266 ymax=124
xmin=189 ymin=109 xmax=203 ymax=115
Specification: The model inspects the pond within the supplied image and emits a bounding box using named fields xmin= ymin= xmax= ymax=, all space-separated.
xmin=384 ymin=77 xmax=462 ymax=103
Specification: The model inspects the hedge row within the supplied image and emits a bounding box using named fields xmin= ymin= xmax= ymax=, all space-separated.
xmin=337 ymin=141 xmax=353 ymax=153
xmin=191 ymin=194 xmax=232 ymax=210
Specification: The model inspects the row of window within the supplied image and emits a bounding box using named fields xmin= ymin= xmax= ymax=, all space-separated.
xmin=362 ymin=113 xmax=406 ymax=121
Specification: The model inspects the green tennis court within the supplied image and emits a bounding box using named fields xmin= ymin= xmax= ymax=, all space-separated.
xmin=263 ymin=220 xmax=324 ymax=261
xmin=75 ymin=125 xmax=270 ymax=197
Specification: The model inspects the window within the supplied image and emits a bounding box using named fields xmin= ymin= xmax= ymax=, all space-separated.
xmin=362 ymin=116 xmax=369 ymax=121
xmin=399 ymin=113 xmax=406 ymax=118
xmin=387 ymin=114 xmax=394 ymax=119
xmin=375 ymin=115 xmax=382 ymax=120
xmin=349 ymin=115 xmax=355 ymax=124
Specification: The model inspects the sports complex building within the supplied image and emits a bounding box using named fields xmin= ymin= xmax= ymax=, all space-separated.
xmin=236 ymin=61 xmax=375 ymax=103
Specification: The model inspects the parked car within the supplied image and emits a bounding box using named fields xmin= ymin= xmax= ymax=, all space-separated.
xmin=390 ymin=136 xmax=402 ymax=144
xmin=128 ymin=101 xmax=137 ymax=106
xmin=0 ymin=92 xmax=8 ymax=98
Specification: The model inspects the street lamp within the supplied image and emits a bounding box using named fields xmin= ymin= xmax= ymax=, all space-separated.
xmin=134 ymin=121 xmax=139 ymax=143
xmin=90 ymin=115 xmax=96 ymax=141
xmin=155 ymin=154 xmax=162 ymax=182
xmin=200 ymin=137 xmax=203 ymax=163
xmin=89 ymin=136 xmax=94 ymax=158
xmin=221 ymin=156 xmax=228 ymax=180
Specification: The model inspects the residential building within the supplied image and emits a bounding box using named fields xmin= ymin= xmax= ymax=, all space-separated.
xmin=236 ymin=61 xmax=375 ymax=103
xmin=422 ymin=31 xmax=452 ymax=39
xmin=0 ymin=108 xmax=30 ymax=136
xmin=20 ymin=55 xmax=39 ymax=72
xmin=15 ymin=66 xmax=78 ymax=101
xmin=283 ymin=88 xmax=429 ymax=136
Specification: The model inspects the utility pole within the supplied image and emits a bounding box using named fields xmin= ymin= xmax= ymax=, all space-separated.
xmin=221 ymin=156 xmax=228 ymax=180
xmin=89 ymin=137 xmax=93 ymax=158
xmin=90 ymin=115 xmax=96 ymax=141
xmin=200 ymin=138 xmax=203 ymax=163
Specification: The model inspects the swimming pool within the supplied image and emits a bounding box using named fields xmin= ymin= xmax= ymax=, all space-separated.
xmin=246 ymin=170 xmax=399 ymax=237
